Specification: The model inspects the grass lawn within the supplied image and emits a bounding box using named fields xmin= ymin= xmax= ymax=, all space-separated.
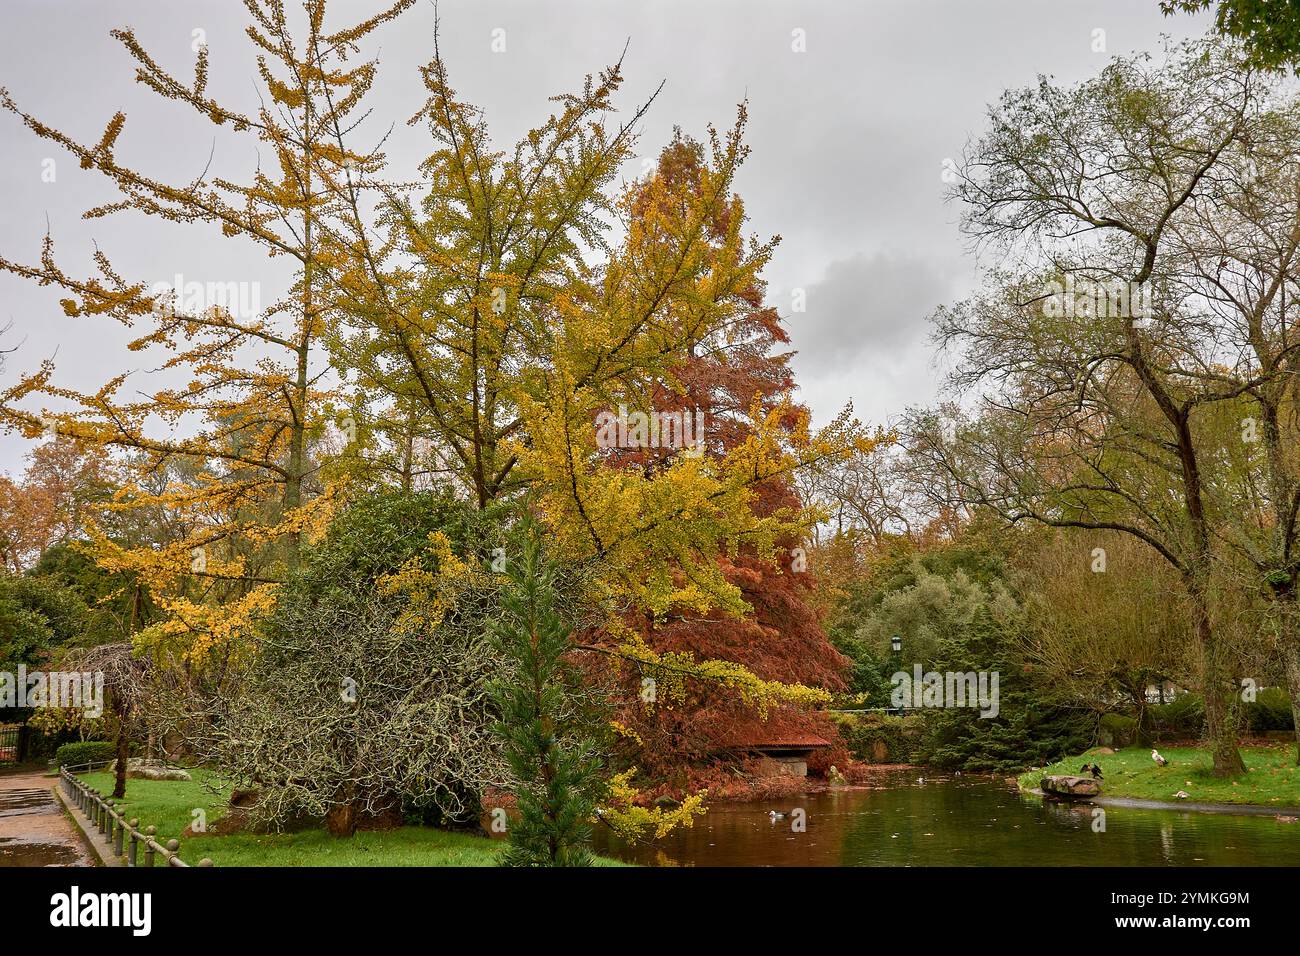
xmin=1018 ymin=743 xmax=1300 ymax=808
xmin=81 ymin=770 xmax=627 ymax=867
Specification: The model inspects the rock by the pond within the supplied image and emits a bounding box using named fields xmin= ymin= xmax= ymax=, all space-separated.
xmin=1040 ymin=774 xmax=1101 ymax=798
xmin=108 ymin=758 xmax=192 ymax=782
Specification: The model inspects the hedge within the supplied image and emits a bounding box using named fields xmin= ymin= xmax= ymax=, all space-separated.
xmin=832 ymin=712 xmax=921 ymax=763
xmin=53 ymin=740 xmax=115 ymax=768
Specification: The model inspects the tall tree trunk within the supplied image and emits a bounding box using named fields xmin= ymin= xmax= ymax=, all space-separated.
xmin=1190 ymin=582 xmax=1247 ymax=776
xmin=1280 ymin=615 xmax=1300 ymax=766
xmin=284 ymin=338 xmax=309 ymax=570
xmin=112 ymin=712 xmax=129 ymax=800
xmin=1259 ymin=403 xmax=1300 ymax=765
xmin=1125 ymin=304 xmax=1245 ymax=776
xmin=284 ymin=74 xmax=313 ymax=571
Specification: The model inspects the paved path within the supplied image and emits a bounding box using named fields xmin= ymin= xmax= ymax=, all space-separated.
xmin=0 ymin=769 xmax=95 ymax=866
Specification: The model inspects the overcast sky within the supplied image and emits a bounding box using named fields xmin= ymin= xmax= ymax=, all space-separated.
xmin=0 ymin=0 xmax=1212 ymax=477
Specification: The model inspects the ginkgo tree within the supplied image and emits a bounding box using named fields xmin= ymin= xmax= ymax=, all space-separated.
xmin=0 ymin=0 xmax=415 ymax=665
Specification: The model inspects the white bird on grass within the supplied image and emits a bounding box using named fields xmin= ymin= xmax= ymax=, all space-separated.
xmin=1151 ymin=749 xmax=1169 ymax=767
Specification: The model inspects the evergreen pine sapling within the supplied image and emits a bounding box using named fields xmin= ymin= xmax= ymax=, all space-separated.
xmin=490 ymin=523 xmax=605 ymax=867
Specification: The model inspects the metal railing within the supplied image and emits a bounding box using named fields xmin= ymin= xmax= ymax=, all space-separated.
xmin=59 ymin=766 xmax=213 ymax=868
xmin=60 ymin=758 xmax=117 ymax=773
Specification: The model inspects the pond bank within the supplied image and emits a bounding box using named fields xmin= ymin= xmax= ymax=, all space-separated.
xmin=1093 ymin=795 xmax=1300 ymax=816
xmin=1018 ymin=743 xmax=1300 ymax=811
xmin=680 ymin=762 xmax=918 ymax=805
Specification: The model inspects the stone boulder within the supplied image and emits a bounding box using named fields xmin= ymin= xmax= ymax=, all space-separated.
xmin=108 ymin=758 xmax=192 ymax=782
xmin=1040 ymin=774 xmax=1101 ymax=798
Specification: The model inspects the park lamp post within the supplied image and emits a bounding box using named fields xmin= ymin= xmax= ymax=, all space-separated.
xmin=890 ymin=634 xmax=903 ymax=715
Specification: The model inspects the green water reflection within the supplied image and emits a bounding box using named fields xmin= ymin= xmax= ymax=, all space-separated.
xmin=594 ymin=770 xmax=1300 ymax=866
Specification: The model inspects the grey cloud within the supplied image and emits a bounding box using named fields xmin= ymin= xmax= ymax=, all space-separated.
xmin=785 ymin=251 xmax=956 ymax=376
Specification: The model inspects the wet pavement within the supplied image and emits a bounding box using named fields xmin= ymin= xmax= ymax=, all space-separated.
xmin=0 ymin=770 xmax=95 ymax=867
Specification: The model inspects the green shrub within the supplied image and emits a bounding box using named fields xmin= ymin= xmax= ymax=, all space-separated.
xmin=833 ymin=712 xmax=920 ymax=763
xmin=917 ymin=699 xmax=1090 ymax=773
xmin=53 ymin=740 xmax=115 ymax=768
xmin=1150 ymin=694 xmax=1204 ymax=739
xmin=1245 ymin=687 xmax=1294 ymax=732
xmin=1099 ymin=712 xmax=1139 ymax=747
xmin=205 ymin=489 xmax=513 ymax=834
xmin=910 ymin=610 xmax=1090 ymax=772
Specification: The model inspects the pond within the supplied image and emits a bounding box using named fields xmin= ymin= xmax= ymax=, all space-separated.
xmin=593 ymin=769 xmax=1300 ymax=866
